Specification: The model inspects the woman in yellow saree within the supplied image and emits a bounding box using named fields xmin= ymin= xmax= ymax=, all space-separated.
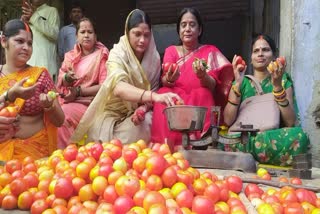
xmin=0 ymin=19 xmax=65 ymax=161
xmin=71 ymin=9 xmax=182 ymax=144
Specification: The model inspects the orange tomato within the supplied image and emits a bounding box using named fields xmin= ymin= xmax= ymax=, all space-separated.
xmin=23 ymin=78 xmax=35 ymax=87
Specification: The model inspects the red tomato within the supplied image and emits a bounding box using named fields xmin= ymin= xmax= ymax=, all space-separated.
xmin=204 ymin=183 xmax=221 ymax=204
xmin=10 ymin=178 xmax=28 ymax=196
xmin=114 ymin=195 xmax=135 ymax=214
xmin=244 ymin=183 xmax=264 ymax=197
xmin=192 ymin=195 xmax=215 ymax=214
xmin=295 ymin=188 xmax=317 ymax=206
xmin=31 ymin=199 xmax=49 ymax=214
xmin=162 ymin=62 xmax=171 ymax=74
xmin=17 ymin=191 xmax=33 ymax=210
xmin=235 ymin=56 xmax=246 ymax=72
xmin=225 ymin=175 xmax=243 ymax=194
xmin=54 ymin=177 xmax=74 ymax=199
xmin=277 ymin=56 xmax=286 ymax=65
xmin=284 ymin=202 xmax=304 ymax=214
xmin=88 ymin=142 xmax=104 ymax=161
xmin=2 ymin=194 xmax=18 ymax=210
xmin=176 ymin=189 xmax=194 ymax=209
xmin=290 ymin=177 xmax=303 ymax=185
xmin=5 ymin=159 xmax=22 ymax=174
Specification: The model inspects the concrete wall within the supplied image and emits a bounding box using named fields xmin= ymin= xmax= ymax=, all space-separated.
xmin=280 ymin=0 xmax=320 ymax=167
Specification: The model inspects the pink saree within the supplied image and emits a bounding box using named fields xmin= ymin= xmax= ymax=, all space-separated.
xmin=151 ymin=45 xmax=234 ymax=145
xmin=56 ymin=42 xmax=109 ymax=148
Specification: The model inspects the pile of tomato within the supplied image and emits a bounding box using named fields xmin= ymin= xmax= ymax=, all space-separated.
xmin=0 ymin=140 xmax=319 ymax=214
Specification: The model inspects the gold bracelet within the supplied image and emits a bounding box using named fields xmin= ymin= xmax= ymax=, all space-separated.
xmin=231 ymin=85 xmax=241 ymax=97
xmin=139 ymin=90 xmax=146 ymax=103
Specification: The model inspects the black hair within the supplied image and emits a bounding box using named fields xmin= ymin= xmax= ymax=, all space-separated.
xmin=177 ymin=7 xmax=203 ymax=42
xmin=127 ymin=9 xmax=151 ymax=33
xmin=252 ymin=34 xmax=277 ymax=55
xmin=76 ymin=17 xmax=96 ymax=34
xmin=70 ymin=1 xmax=84 ymax=13
xmin=3 ymin=19 xmax=33 ymax=39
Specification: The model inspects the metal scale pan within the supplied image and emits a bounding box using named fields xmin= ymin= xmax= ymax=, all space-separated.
xmin=163 ymin=105 xmax=257 ymax=173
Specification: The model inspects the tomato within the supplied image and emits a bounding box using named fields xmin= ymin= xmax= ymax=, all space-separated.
xmin=284 ymin=202 xmax=304 ymax=214
xmin=203 ymin=183 xmax=220 ymax=204
xmin=176 ymin=189 xmax=194 ymax=209
xmin=146 ymin=155 xmax=167 ymax=176
xmin=5 ymin=159 xmax=22 ymax=174
xmin=92 ymin=176 xmax=108 ymax=196
xmin=2 ymin=194 xmax=18 ymax=210
xmin=192 ymin=195 xmax=215 ymax=214
xmin=88 ymin=142 xmax=104 ymax=161
xmin=143 ymin=191 xmax=166 ymax=212
xmin=295 ymin=188 xmax=317 ymax=206
xmin=244 ymin=183 xmax=264 ymax=197
xmin=17 ymin=191 xmax=33 ymax=210
xmin=54 ymin=177 xmax=74 ymax=199
xmin=235 ymin=56 xmax=246 ymax=72
xmin=47 ymin=90 xmax=57 ymax=99
xmin=10 ymin=178 xmax=28 ymax=196
xmin=122 ymin=148 xmax=138 ymax=166
xmin=162 ymin=62 xmax=178 ymax=75
xmin=290 ymin=177 xmax=303 ymax=185
xmin=133 ymin=189 xmax=148 ymax=207
xmin=23 ymin=78 xmax=36 ymax=87
xmin=277 ymin=56 xmax=286 ymax=65
xmin=114 ymin=195 xmax=135 ymax=214
xmin=225 ymin=175 xmax=243 ymax=194
xmin=161 ymin=166 xmax=178 ymax=188
xmin=31 ymin=199 xmax=49 ymax=214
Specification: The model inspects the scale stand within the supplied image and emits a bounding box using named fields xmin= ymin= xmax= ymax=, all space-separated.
xmin=177 ymin=106 xmax=258 ymax=173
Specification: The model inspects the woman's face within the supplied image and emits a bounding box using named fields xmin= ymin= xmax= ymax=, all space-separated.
xmin=179 ymin=12 xmax=201 ymax=46
xmin=1 ymin=30 xmax=33 ymax=66
xmin=77 ymin=20 xmax=97 ymax=52
xmin=251 ymin=38 xmax=274 ymax=71
xmin=128 ymin=23 xmax=151 ymax=59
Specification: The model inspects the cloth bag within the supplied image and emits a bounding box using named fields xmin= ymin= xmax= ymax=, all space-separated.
xmin=229 ymin=75 xmax=280 ymax=132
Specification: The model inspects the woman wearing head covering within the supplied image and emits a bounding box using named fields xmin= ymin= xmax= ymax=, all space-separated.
xmin=71 ymin=9 xmax=181 ymax=144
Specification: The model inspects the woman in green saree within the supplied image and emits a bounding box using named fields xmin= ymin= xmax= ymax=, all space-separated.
xmin=221 ymin=34 xmax=310 ymax=166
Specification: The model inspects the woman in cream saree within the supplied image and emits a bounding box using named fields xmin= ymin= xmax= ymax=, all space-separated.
xmin=71 ymin=9 xmax=181 ymax=144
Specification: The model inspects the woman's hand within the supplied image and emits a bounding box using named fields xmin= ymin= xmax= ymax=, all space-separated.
xmin=9 ymin=77 xmax=38 ymax=101
xmin=131 ymin=105 xmax=147 ymax=126
xmin=153 ymin=92 xmax=183 ymax=106
xmin=269 ymin=58 xmax=286 ymax=89
xmin=0 ymin=116 xmax=18 ymax=142
xmin=63 ymin=87 xmax=78 ymax=103
xmin=192 ymin=58 xmax=207 ymax=79
xmin=64 ymin=69 xmax=79 ymax=84
xmin=166 ymin=65 xmax=180 ymax=83
xmin=232 ymin=55 xmax=246 ymax=84
xmin=39 ymin=92 xmax=56 ymax=110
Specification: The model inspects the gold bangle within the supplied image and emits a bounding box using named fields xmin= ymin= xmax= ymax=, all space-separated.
xmin=231 ymin=85 xmax=241 ymax=97
xmin=139 ymin=90 xmax=146 ymax=103
xmin=228 ymin=99 xmax=239 ymax=106
xmin=277 ymin=99 xmax=289 ymax=107
xmin=272 ymin=88 xmax=285 ymax=97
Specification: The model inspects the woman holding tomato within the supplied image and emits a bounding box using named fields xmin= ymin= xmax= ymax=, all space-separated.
xmin=0 ymin=19 xmax=65 ymax=161
xmin=151 ymin=7 xmax=234 ymax=147
xmin=56 ymin=17 xmax=109 ymax=149
xmin=71 ymin=9 xmax=182 ymax=144
xmin=221 ymin=34 xmax=310 ymax=166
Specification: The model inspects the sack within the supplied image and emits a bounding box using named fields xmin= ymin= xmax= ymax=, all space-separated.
xmin=229 ymin=75 xmax=280 ymax=132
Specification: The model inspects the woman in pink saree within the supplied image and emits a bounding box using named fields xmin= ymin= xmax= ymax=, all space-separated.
xmin=151 ymin=8 xmax=234 ymax=147
xmin=56 ymin=17 xmax=109 ymax=148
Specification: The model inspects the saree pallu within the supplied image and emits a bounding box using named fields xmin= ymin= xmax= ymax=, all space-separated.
xmin=71 ymin=9 xmax=161 ymax=144
xmin=219 ymin=74 xmax=310 ymax=166
xmin=0 ymin=67 xmax=57 ymax=161
xmin=151 ymin=45 xmax=233 ymax=145
xmin=56 ymin=42 xmax=109 ymax=148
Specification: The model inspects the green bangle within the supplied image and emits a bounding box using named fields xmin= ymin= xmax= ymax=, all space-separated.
xmin=64 ymin=73 xmax=73 ymax=83
xmin=76 ymin=86 xmax=81 ymax=97
xmin=277 ymin=99 xmax=289 ymax=107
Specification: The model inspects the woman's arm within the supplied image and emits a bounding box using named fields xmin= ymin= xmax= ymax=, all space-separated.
xmin=114 ymin=82 xmax=183 ymax=106
xmin=277 ymin=87 xmax=296 ymax=127
xmin=41 ymin=96 xmax=65 ymax=127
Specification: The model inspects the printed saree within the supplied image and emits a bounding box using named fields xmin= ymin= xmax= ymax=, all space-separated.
xmin=0 ymin=67 xmax=57 ymax=161
xmin=56 ymin=42 xmax=109 ymax=148
xmin=219 ymin=73 xmax=310 ymax=166
xmin=71 ymin=9 xmax=161 ymax=144
xmin=151 ymin=45 xmax=234 ymax=145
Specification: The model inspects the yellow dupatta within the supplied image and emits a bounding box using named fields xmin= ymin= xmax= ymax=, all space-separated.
xmin=0 ymin=66 xmax=57 ymax=161
xmin=71 ymin=9 xmax=161 ymax=142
